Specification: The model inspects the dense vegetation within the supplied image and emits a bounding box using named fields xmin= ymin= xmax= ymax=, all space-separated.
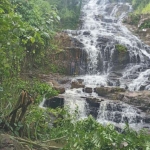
xmin=0 ymin=0 xmax=82 ymax=145
xmin=128 ymin=0 xmax=150 ymax=14
xmin=122 ymin=0 xmax=150 ymax=29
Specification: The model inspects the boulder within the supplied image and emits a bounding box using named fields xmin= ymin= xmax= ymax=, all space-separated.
xmin=86 ymin=97 xmax=102 ymax=118
xmin=111 ymin=47 xmax=130 ymax=70
xmin=71 ymin=81 xmax=85 ymax=89
xmin=59 ymin=79 xmax=70 ymax=84
xmin=0 ymin=134 xmax=23 ymax=150
xmin=95 ymin=86 xmax=125 ymax=97
xmin=54 ymin=86 xmax=65 ymax=94
xmin=43 ymin=96 xmax=64 ymax=108
xmin=83 ymin=87 xmax=93 ymax=93
xmin=119 ymin=91 xmax=150 ymax=113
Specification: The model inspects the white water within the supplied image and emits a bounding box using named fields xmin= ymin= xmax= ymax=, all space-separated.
xmin=63 ymin=0 xmax=150 ymax=130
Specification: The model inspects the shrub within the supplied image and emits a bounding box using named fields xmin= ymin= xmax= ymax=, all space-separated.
xmin=115 ymin=44 xmax=127 ymax=52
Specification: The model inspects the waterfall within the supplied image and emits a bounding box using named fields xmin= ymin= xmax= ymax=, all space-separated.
xmin=63 ymin=0 xmax=150 ymax=131
xmin=97 ymin=101 xmax=148 ymax=130
xmin=66 ymin=0 xmax=150 ymax=90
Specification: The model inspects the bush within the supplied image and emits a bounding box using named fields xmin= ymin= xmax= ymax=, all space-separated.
xmin=115 ymin=44 xmax=127 ymax=52
xmin=50 ymin=114 xmax=150 ymax=150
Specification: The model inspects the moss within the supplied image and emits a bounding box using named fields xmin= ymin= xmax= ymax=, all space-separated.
xmin=115 ymin=44 xmax=127 ymax=53
xmin=140 ymin=19 xmax=150 ymax=29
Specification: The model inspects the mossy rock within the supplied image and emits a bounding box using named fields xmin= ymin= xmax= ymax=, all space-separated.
xmin=115 ymin=44 xmax=127 ymax=53
xmin=112 ymin=44 xmax=129 ymax=69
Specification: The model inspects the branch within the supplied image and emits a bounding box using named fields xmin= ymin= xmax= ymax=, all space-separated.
xmin=15 ymin=137 xmax=61 ymax=150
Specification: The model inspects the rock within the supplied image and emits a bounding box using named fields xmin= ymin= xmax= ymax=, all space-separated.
xmin=43 ymin=96 xmax=64 ymax=108
xmin=54 ymin=86 xmax=65 ymax=94
xmin=47 ymin=81 xmax=53 ymax=87
xmin=120 ymin=91 xmax=150 ymax=113
xmin=0 ymin=134 xmax=23 ymax=150
xmin=83 ymin=31 xmax=90 ymax=35
xmin=114 ymin=112 xmax=122 ymax=123
xmin=139 ymin=85 xmax=146 ymax=91
xmin=83 ymin=87 xmax=93 ymax=93
xmin=49 ymin=80 xmax=60 ymax=87
xmin=59 ymin=79 xmax=70 ymax=84
xmin=111 ymin=47 xmax=130 ymax=70
xmin=95 ymin=86 xmax=125 ymax=97
xmin=77 ymin=79 xmax=84 ymax=84
xmin=144 ymin=116 xmax=150 ymax=124
xmin=86 ymin=97 xmax=101 ymax=106
xmin=86 ymin=97 xmax=101 ymax=118
xmin=97 ymin=36 xmax=111 ymax=43
xmin=71 ymin=81 xmax=85 ymax=89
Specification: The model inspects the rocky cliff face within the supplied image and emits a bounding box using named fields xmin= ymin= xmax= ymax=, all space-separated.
xmin=49 ymin=32 xmax=87 ymax=75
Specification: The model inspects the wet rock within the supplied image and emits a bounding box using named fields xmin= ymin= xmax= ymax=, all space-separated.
xmin=83 ymin=31 xmax=91 ymax=35
xmin=111 ymin=47 xmax=130 ymax=70
xmin=44 ymin=96 xmax=64 ymax=108
xmin=144 ymin=116 xmax=150 ymax=124
xmin=59 ymin=79 xmax=70 ymax=84
xmin=97 ymin=36 xmax=111 ymax=43
xmin=86 ymin=97 xmax=101 ymax=105
xmin=77 ymin=79 xmax=84 ymax=84
xmin=106 ymin=103 xmax=123 ymax=112
xmin=120 ymin=91 xmax=150 ymax=113
xmin=54 ymin=86 xmax=65 ymax=94
xmin=71 ymin=38 xmax=84 ymax=47
xmin=107 ymin=79 xmax=120 ymax=86
xmin=86 ymin=97 xmax=101 ymax=118
xmin=114 ymin=113 xmax=122 ymax=123
xmin=83 ymin=87 xmax=93 ymax=93
xmin=139 ymin=85 xmax=146 ymax=91
xmin=95 ymin=86 xmax=125 ymax=97
xmin=71 ymin=81 xmax=85 ymax=89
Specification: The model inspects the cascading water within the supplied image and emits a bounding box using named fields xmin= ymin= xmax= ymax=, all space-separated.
xmin=63 ymin=0 xmax=150 ymax=130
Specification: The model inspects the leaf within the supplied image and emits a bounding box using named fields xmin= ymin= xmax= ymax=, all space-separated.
xmin=0 ymin=87 xmax=3 ymax=92
xmin=74 ymin=142 xmax=78 ymax=147
xmin=56 ymin=16 xmax=60 ymax=21
xmin=0 ymin=8 xmax=4 ymax=13
xmin=30 ymin=37 xmax=35 ymax=43
xmin=42 ymin=32 xmax=50 ymax=39
xmin=33 ymin=50 xmax=35 ymax=54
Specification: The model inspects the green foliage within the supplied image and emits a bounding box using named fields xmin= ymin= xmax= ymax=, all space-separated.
xmin=142 ymin=3 xmax=150 ymax=14
xmin=0 ymin=0 xmax=24 ymax=79
xmin=140 ymin=19 xmax=150 ymax=29
xmin=115 ymin=44 xmax=127 ymax=52
xmin=127 ymin=0 xmax=150 ymax=14
xmin=49 ymin=64 xmax=66 ymax=74
xmin=10 ymin=0 xmax=59 ymax=31
xmin=0 ymin=77 xmax=58 ymax=137
xmin=24 ymin=106 xmax=51 ymax=140
xmin=127 ymin=13 xmax=141 ymax=25
xmin=49 ymin=113 xmax=150 ymax=150
xmin=133 ymin=0 xmax=150 ymax=14
xmin=48 ymin=0 xmax=82 ymax=29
